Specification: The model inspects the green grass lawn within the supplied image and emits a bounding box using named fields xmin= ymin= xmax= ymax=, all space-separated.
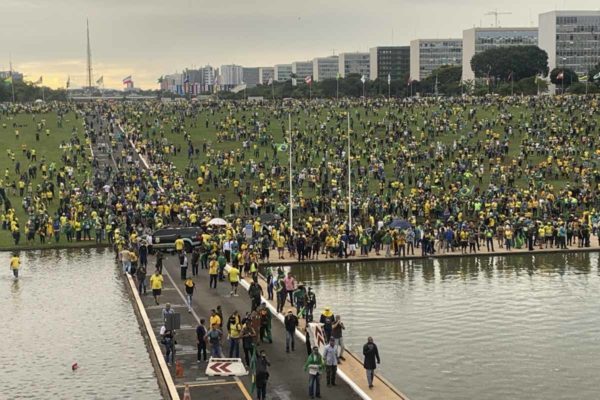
xmin=129 ymin=100 xmax=597 ymax=210
xmin=0 ymin=110 xmax=92 ymax=248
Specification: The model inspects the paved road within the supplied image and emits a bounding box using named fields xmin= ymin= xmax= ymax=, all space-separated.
xmin=139 ymin=254 xmax=360 ymax=400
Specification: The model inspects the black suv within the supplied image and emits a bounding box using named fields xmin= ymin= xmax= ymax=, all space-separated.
xmin=150 ymin=226 xmax=203 ymax=253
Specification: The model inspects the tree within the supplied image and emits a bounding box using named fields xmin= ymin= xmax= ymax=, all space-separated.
xmin=471 ymin=46 xmax=549 ymax=82
xmin=417 ymin=65 xmax=462 ymax=95
xmin=589 ymin=62 xmax=600 ymax=86
xmin=549 ymin=68 xmax=578 ymax=86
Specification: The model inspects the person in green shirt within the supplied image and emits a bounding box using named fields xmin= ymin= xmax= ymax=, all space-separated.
xmin=304 ymin=346 xmax=324 ymax=398
xmin=217 ymin=253 xmax=227 ymax=281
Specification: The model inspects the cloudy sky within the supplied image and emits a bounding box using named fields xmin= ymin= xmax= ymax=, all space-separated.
xmin=1 ymin=0 xmax=598 ymax=89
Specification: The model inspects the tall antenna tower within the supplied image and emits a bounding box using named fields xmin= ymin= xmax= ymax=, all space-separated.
xmin=86 ymin=18 xmax=93 ymax=89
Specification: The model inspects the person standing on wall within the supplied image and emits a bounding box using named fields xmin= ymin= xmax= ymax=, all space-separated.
xmin=363 ymin=336 xmax=381 ymax=389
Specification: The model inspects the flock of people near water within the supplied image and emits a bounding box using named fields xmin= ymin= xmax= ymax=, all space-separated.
xmin=1 ymin=97 xmax=599 ymax=265
xmin=3 ymin=95 xmax=599 ymax=398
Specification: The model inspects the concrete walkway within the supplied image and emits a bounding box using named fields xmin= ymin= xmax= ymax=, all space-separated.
xmin=137 ymin=254 xmax=361 ymax=400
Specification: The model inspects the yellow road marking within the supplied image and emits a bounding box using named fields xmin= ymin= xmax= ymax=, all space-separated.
xmin=235 ymin=377 xmax=253 ymax=400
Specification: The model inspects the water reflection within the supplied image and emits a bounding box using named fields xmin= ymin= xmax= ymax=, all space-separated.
xmin=0 ymin=249 xmax=161 ymax=399
xmin=282 ymin=252 xmax=600 ymax=400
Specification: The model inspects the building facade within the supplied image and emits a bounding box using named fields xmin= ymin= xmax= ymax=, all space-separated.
xmin=291 ymin=61 xmax=313 ymax=86
xmin=274 ymin=64 xmax=293 ymax=81
xmin=242 ymin=67 xmax=259 ymax=87
xmin=220 ymin=64 xmax=244 ymax=89
xmin=182 ymin=65 xmax=216 ymax=93
xmin=258 ymin=67 xmax=275 ymax=85
xmin=312 ymin=56 xmax=339 ymax=81
xmin=539 ymin=10 xmax=600 ymax=77
xmin=369 ymin=46 xmax=410 ymax=81
xmin=338 ymin=52 xmax=370 ymax=78
xmin=410 ymin=39 xmax=462 ymax=81
xmin=462 ymin=27 xmax=538 ymax=81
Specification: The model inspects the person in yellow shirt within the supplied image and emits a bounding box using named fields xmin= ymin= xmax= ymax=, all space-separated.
xmin=10 ymin=253 xmax=20 ymax=279
xmin=175 ymin=235 xmax=185 ymax=253
xmin=228 ymin=264 xmax=240 ymax=296
xmin=149 ymin=270 xmax=164 ymax=305
xmin=209 ymin=256 xmax=219 ymax=289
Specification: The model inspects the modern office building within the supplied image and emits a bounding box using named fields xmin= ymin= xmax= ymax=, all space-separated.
xmin=539 ymin=10 xmax=600 ymax=76
xmin=274 ymin=64 xmax=293 ymax=81
xmin=410 ymin=39 xmax=462 ymax=81
xmin=258 ymin=67 xmax=275 ymax=84
xmin=369 ymin=46 xmax=410 ymax=81
xmin=312 ymin=56 xmax=339 ymax=81
xmin=291 ymin=61 xmax=313 ymax=85
xmin=220 ymin=64 xmax=244 ymax=89
xmin=462 ymin=27 xmax=538 ymax=81
xmin=338 ymin=52 xmax=370 ymax=78
xmin=242 ymin=67 xmax=259 ymax=87
xmin=182 ymin=65 xmax=216 ymax=93
xmin=161 ymin=73 xmax=183 ymax=94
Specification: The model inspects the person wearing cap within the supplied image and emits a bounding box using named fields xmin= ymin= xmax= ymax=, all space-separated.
xmin=319 ymin=307 xmax=335 ymax=342
xmin=304 ymin=345 xmax=324 ymax=399
xmin=323 ymin=337 xmax=338 ymax=386
xmin=284 ymin=310 xmax=299 ymax=352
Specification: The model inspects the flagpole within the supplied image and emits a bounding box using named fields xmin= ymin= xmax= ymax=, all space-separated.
xmin=336 ymin=75 xmax=339 ymax=101
xmin=347 ymin=112 xmax=352 ymax=231
xmin=271 ymin=80 xmax=274 ymax=102
xmin=9 ymin=59 xmax=15 ymax=103
xmin=288 ymin=113 xmax=293 ymax=232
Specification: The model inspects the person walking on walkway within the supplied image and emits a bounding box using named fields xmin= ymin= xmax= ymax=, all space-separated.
xmin=284 ymin=272 xmax=297 ymax=306
xmin=227 ymin=311 xmax=242 ymax=358
xmin=284 ymin=310 xmax=298 ymax=352
xmin=136 ymin=263 xmax=147 ymax=295
xmin=162 ymin=303 xmax=175 ymax=324
xmin=240 ymin=319 xmax=256 ymax=366
xmin=228 ymin=264 xmax=240 ymax=296
xmin=256 ymin=349 xmax=271 ymax=400
xmin=249 ymin=280 xmax=263 ymax=310
xmin=324 ymin=338 xmax=338 ymax=386
xmin=363 ymin=336 xmax=381 ymax=389
xmin=9 ymin=253 xmax=20 ymax=279
xmin=205 ymin=323 xmax=223 ymax=358
xmin=196 ymin=319 xmax=207 ymax=363
xmin=149 ymin=269 xmax=163 ymax=305
xmin=306 ymin=287 xmax=317 ymax=322
xmin=180 ymin=250 xmax=188 ymax=280
xmin=304 ymin=346 xmax=324 ymax=399
xmin=161 ymin=328 xmax=175 ymax=367
xmin=208 ymin=255 xmax=218 ymax=289
xmin=184 ymin=278 xmax=195 ymax=313
xmin=332 ymin=315 xmax=346 ymax=361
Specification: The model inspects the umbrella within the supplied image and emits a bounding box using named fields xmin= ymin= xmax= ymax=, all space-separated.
xmin=259 ymin=213 xmax=281 ymax=224
xmin=388 ymin=219 xmax=411 ymax=230
xmin=207 ymin=217 xmax=227 ymax=226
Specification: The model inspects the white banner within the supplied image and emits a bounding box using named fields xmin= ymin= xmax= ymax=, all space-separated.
xmin=307 ymin=322 xmax=326 ymax=356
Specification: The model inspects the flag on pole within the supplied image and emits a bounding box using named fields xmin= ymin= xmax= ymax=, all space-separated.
xmin=360 ymin=75 xmax=366 ymax=84
xmin=304 ymin=75 xmax=312 ymax=85
xmin=231 ymin=83 xmax=247 ymax=93
xmin=66 ymin=76 xmax=70 ymax=88
xmin=407 ymin=76 xmax=411 ymax=86
xmin=96 ymin=76 xmax=103 ymax=85
xmin=267 ymin=77 xmax=273 ymax=86
xmin=33 ymin=76 xmax=43 ymax=85
xmin=157 ymin=76 xmax=164 ymax=84
xmin=122 ymin=75 xmax=133 ymax=84
xmin=556 ymin=71 xmax=564 ymax=80
xmin=336 ymin=72 xmax=341 ymax=80
xmin=387 ymin=74 xmax=391 ymax=85
xmin=507 ymin=71 xmax=513 ymax=81
xmin=183 ymin=75 xmax=190 ymax=84
xmin=592 ymin=72 xmax=600 ymax=81
xmin=579 ymin=74 xmax=588 ymax=82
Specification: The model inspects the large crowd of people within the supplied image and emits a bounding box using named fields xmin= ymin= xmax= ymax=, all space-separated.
xmin=0 ymin=97 xmax=599 ymax=260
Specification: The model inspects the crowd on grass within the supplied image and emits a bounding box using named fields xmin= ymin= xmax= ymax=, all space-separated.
xmin=0 ymin=97 xmax=599 ymax=260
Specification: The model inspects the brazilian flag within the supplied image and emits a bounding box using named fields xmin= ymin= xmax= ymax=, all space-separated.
xmin=276 ymin=143 xmax=288 ymax=152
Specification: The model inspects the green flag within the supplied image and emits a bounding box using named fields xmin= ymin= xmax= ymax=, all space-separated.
xmin=249 ymin=345 xmax=257 ymax=393
xmin=3 ymin=76 xmax=12 ymax=84
xmin=276 ymin=143 xmax=288 ymax=152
